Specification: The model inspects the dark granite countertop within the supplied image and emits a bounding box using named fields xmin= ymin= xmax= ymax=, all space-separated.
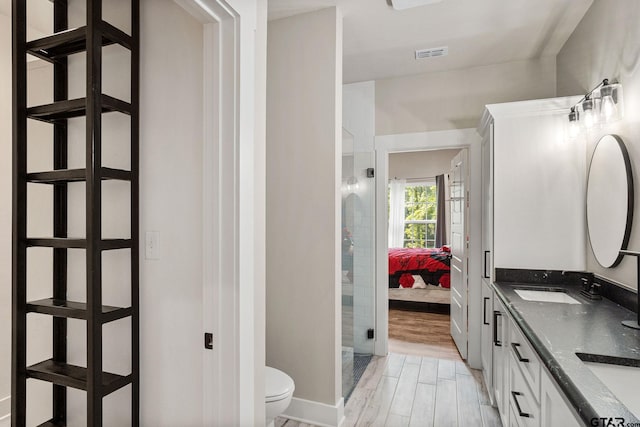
xmin=493 ymin=280 xmax=640 ymax=426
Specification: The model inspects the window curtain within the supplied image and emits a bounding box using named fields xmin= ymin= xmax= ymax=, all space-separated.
xmin=435 ymin=174 xmax=447 ymax=247
xmin=388 ymin=179 xmax=406 ymax=248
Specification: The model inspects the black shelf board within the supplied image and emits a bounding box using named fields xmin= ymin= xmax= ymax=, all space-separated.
xmin=27 ymin=21 xmax=132 ymax=63
xmin=27 ymin=95 xmax=131 ymax=123
xmin=27 ymin=167 xmax=132 ymax=184
xmin=27 ymin=238 xmax=86 ymax=249
xmin=26 ymin=238 xmax=132 ymax=250
xmin=27 ymin=359 xmax=132 ymax=395
xmin=27 ymin=298 xmax=132 ymax=323
xmin=101 ymin=239 xmax=133 ymax=250
xmin=36 ymin=419 xmax=65 ymax=427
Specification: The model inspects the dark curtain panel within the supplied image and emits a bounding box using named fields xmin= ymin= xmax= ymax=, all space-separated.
xmin=435 ymin=174 xmax=446 ymax=247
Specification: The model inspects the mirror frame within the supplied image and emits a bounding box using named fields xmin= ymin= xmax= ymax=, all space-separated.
xmin=586 ymin=134 xmax=634 ymax=268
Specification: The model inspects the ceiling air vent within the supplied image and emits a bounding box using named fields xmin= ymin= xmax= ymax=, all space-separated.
xmin=389 ymin=0 xmax=443 ymax=10
xmin=415 ymin=46 xmax=448 ymax=59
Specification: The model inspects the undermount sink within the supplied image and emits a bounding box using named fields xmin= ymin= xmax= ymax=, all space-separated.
xmin=577 ymin=352 xmax=640 ymax=418
xmin=514 ymin=289 xmax=582 ymax=304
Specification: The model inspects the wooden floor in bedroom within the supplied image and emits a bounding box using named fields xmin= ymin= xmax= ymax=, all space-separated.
xmin=388 ymin=305 xmax=462 ymax=361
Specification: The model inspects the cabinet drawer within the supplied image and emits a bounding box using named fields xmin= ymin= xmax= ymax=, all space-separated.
xmin=509 ymin=352 xmax=540 ymax=427
xmin=509 ymin=318 xmax=540 ymax=402
xmin=509 ymin=405 xmax=525 ymax=427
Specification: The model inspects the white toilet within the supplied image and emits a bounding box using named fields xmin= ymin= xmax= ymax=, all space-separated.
xmin=265 ymin=366 xmax=295 ymax=427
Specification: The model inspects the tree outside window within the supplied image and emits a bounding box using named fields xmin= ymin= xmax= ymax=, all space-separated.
xmin=403 ymin=182 xmax=437 ymax=248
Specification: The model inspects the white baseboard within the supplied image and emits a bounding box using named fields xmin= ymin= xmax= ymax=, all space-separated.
xmin=282 ymin=396 xmax=345 ymax=427
xmin=0 ymin=396 xmax=9 ymax=422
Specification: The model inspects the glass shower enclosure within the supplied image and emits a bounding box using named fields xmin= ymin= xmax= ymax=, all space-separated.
xmin=341 ymin=128 xmax=375 ymax=401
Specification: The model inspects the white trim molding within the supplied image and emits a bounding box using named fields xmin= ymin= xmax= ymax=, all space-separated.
xmin=283 ymin=397 xmax=345 ymax=427
xmin=176 ymin=0 xmax=264 ymax=425
xmin=373 ymin=129 xmax=483 ymax=369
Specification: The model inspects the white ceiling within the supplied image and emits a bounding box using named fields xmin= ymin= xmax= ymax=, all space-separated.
xmin=268 ymin=0 xmax=594 ymax=83
xmin=1 ymin=0 xmax=594 ymax=84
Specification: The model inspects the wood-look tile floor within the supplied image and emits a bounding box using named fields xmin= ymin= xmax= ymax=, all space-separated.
xmin=276 ymin=353 xmax=501 ymax=427
xmin=277 ymin=306 xmax=501 ymax=427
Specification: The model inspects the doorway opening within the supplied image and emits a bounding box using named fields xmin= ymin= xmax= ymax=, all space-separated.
xmin=385 ymin=148 xmax=463 ymax=360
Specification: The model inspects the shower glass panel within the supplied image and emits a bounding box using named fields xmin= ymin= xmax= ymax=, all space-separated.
xmin=342 ymin=128 xmax=375 ymax=401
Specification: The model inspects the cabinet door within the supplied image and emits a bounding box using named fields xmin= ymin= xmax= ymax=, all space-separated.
xmin=481 ymin=122 xmax=494 ymax=281
xmin=541 ymin=370 xmax=581 ymax=427
xmin=481 ymin=280 xmax=494 ymax=403
xmin=493 ymin=297 xmax=510 ymax=423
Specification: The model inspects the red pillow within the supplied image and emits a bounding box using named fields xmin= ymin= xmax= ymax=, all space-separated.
xmin=399 ymin=273 xmax=415 ymax=288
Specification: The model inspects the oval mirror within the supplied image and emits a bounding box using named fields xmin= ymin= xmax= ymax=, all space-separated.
xmin=586 ymin=134 xmax=634 ymax=268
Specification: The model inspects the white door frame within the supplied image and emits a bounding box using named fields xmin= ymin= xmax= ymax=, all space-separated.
xmin=374 ymin=129 xmax=483 ymax=369
xmin=176 ymin=1 xmax=263 ymax=425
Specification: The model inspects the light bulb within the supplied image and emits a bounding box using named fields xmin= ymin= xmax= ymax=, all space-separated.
xmin=567 ymin=109 xmax=579 ymax=139
xmin=581 ymin=98 xmax=596 ymax=128
xmin=569 ymin=120 xmax=580 ymax=138
xmin=601 ymin=94 xmax=617 ymax=121
xmin=600 ymin=84 xmax=618 ymax=122
xmin=583 ymin=109 xmax=595 ymax=128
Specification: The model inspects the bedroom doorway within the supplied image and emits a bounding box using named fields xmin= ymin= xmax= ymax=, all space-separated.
xmin=386 ymin=148 xmax=464 ymax=359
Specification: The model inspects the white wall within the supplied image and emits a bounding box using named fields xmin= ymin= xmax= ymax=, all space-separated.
xmin=0 ymin=11 xmax=11 ymax=424
xmin=388 ymin=149 xmax=460 ymax=180
xmin=139 ymin=1 xmax=205 ymax=424
xmin=253 ymin=0 xmax=268 ymax=423
xmin=343 ymin=82 xmax=376 ymax=354
xmin=1 ymin=1 xmax=210 ymax=425
xmin=376 ymin=57 xmax=557 ymax=135
xmin=557 ymin=0 xmax=640 ymax=289
xmin=266 ymin=7 xmax=344 ymax=425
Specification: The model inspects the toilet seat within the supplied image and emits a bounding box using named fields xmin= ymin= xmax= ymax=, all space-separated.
xmin=266 ymin=366 xmax=294 ymax=403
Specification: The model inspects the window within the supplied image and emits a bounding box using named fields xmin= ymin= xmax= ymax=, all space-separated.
xmin=403 ymin=182 xmax=437 ymax=248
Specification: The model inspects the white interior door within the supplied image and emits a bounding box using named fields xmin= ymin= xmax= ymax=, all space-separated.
xmin=450 ymin=150 xmax=468 ymax=358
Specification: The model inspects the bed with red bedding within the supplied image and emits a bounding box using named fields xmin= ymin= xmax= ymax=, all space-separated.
xmin=388 ymin=247 xmax=451 ymax=289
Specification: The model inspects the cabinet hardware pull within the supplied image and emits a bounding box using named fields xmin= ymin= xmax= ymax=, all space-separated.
xmin=511 ymin=343 xmax=529 ymax=363
xmin=511 ymin=391 xmax=531 ymax=418
xmin=483 ymin=250 xmax=490 ymax=278
xmin=493 ymin=310 xmax=502 ymax=347
xmin=483 ymin=297 xmax=490 ymax=325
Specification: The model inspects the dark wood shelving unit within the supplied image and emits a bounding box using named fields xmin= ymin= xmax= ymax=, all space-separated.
xmin=25 ymin=238 xmax=133 ymax=250
xmin=26 ymin=299 xmax=133 ymax=323
xmin=12 ymin=0 xmax=140 ymax=425
xmin=27 ymin=95 xmax=132 ymax=123
xmin=26 ymin=21 xmax=132 ymax=63
xmin=27 ymin=167 xmax=133 ymax=184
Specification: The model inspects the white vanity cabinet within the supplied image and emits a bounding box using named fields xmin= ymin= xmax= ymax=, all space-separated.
xmin=489 ymin=289 xmax=583 ymax=427
xmin=540 ymin=370 xmax=582 ymax=427
xmin=508 ymin=317 xmax=540 ymax=427
xmin=492 ymin=296 xmax=510 ymax=425
xmin=478 ymin=96 xmax=586 ymax=275
xmin=481 ymin=280 xmax=494 ymax=403
xmin=480 ymin=118 xmax=495 ymax=402
xmin=478 ymin=96 xmax=586 ymax=423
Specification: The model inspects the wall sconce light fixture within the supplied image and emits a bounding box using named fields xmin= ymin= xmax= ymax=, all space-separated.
xmin=346 ymin=176 xmax=359 ymax=192
xmin=568 ymin=79 xmax=624 ymax=135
